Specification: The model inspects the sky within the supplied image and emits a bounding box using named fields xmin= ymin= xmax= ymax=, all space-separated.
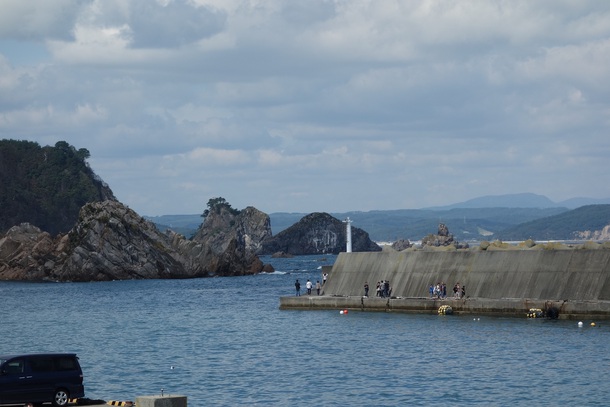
xmin=1 ymin=1 xmax=609 ymax=216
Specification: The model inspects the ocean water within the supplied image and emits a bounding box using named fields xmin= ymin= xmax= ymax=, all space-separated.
xmin=1 ymin=254 xmax=609 ymax=406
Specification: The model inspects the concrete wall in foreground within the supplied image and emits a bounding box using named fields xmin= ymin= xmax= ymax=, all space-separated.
xmin=322 ymin=249 xmax=610 ymax=301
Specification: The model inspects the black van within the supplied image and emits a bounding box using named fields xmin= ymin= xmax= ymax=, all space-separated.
xmin=0 ymin=353 xmax=85 ymax=406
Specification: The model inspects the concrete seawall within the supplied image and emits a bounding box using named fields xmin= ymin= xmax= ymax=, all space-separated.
xmin=280 ymin=249 xmax=610 ymax=319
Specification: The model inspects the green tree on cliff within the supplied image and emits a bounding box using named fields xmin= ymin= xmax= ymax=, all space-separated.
xmin=202 ymin=197 xmax=240 ymax=218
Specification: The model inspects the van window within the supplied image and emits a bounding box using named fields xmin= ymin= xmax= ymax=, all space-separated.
xmin=4 ymin=359 xmax=24 ymax=374
xmin=56 ymin=357 xmax=78 ymax=371
xmin=30 ymin=357 xmax=55 ymax=372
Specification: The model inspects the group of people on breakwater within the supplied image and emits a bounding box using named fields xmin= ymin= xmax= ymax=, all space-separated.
xmin=294 ymin=278 xmax=322 ymax=296
xmin=293 ymin=275 xmax=465 ymax=300
xmin=429 ymin=282 xmax=465 ymax=299
xmin=362 ymin=280 xmax=392 ymax=298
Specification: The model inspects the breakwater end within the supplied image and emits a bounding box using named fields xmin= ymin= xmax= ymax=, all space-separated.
xmin=280 ymin=247 xmax=610 ymax=319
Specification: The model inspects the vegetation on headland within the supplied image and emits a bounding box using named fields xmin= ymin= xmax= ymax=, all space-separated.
xmin=0 ymin=139 xmax=115 ymax=235
xmin=202 ymin=197 xmax=240 ymax=219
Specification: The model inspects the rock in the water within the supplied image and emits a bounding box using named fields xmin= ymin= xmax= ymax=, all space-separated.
xmin=0 ymin=200 xmax=272 ymax=281
xmin=261 ymin=263 xmax=275 ymax=273
xmin=260 ymin=212 xmax=381 ymax=255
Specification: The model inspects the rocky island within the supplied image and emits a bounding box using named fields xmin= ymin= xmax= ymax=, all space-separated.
xmin=1 ymin=140 xmax=384 ymax=282
xmin=0 ymin=199 xmax=274 ymax=281
xmin=260 ymin=212 xmax=380 ymax=255
xmin=0 ymin=140 xmax=276 ymax=281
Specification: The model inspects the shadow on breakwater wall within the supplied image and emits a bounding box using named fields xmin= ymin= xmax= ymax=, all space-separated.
xmin=280 ymin=248 xmax=610 ymax=319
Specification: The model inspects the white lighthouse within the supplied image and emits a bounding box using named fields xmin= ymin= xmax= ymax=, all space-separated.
xmin=343 ymin=217 xmax=353 ymax=253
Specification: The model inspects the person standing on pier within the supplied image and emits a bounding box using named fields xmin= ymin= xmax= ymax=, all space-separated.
xmin=306 ymin=279 xmax=313 ymax=295
xmin=364 ymin=282 xmax=369 ymax=297
xmin=316 ymin=280 xmax=321 ymax=295
xmin=295 ymin=279 xmax=301 ymax=296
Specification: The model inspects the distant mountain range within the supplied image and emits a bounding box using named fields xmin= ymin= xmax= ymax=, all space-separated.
xmin=426 ymin=193 xmax=610 ymax=210
xmin=146 ymin=193 xmax=610 ymax=242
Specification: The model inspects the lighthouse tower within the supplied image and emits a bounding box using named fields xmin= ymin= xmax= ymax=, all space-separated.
xmin=343 ymin=217 xmax=353 ymax=253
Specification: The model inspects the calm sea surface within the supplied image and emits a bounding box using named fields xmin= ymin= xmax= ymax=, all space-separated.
xmin=1 ymin=254 xmax=609 ymax=406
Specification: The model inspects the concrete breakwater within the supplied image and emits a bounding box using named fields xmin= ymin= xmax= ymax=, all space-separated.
xmin=280 ymin=248 xmax=610 ymax=319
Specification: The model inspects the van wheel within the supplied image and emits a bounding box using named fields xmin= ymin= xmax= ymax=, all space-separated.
xmin=52 ymin=389 xmax=69 ymax=406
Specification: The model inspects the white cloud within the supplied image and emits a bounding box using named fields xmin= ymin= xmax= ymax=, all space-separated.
xmin=1 ymin=0 xmax=610 ymax=215
xmin=126 ymin=0 xmax=226 ymax=48
xmin=0 ymin=0 xmax=84 ymax=41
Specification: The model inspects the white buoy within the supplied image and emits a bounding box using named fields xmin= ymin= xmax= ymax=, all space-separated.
xmin=578 ymin=321 xmax=583 ymax=327
xmin=340 ymin=310 xmax=344 ymax=314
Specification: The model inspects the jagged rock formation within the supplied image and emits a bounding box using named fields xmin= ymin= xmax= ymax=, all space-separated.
xmin=193 ymin=205 xmax=272 ymax=254
xmin=0 ymin=200 xmax=272 ymax=281
xmin=0 ymin=140 xmax=273 ymax=282
xmin=260 ymin=212 xmax=381 ymax=255
xmin=421 ymin=223 xmax=469 ymax=249
xmin=421 ymin=223 xmax=454 ymax=247
xmin=189 ymin=204 xmax=273 ymax=276
xmin=391 ymin=239 xmax=412 ymax=251
xmin=0 ymin=223 xmax=58 ymax=280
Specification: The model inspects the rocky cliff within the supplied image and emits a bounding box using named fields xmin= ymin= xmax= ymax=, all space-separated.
xmin=0 ymin=200 xmax=272 ymax=281
xmin=260 ymin=212 xmax=381 ymax=255
xmin=193 ymin=205 xmax=272 ymax=253
xmin=189 ymin=204 xmax=274 ymax=276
